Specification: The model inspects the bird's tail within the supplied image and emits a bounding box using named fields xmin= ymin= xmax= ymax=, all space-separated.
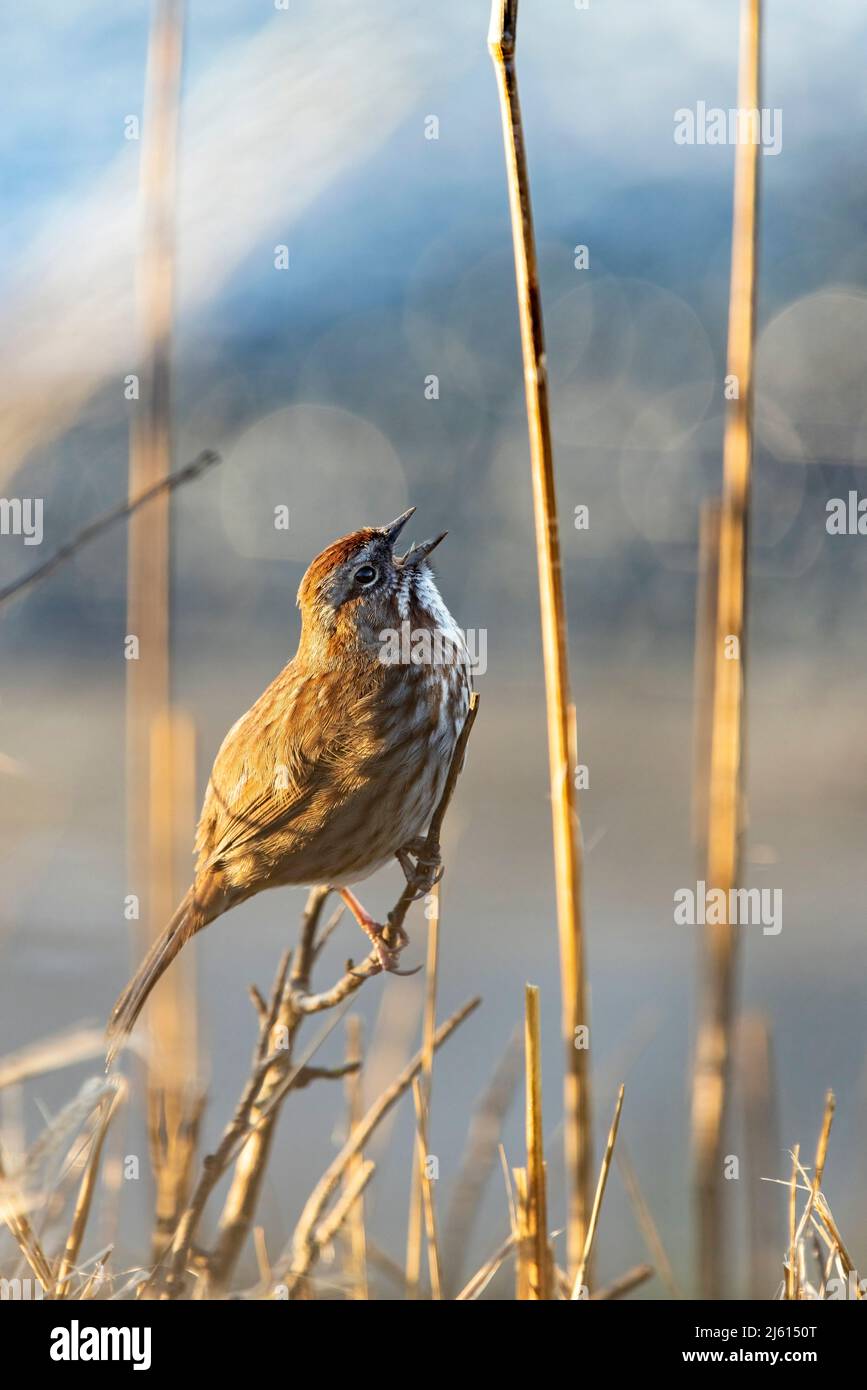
xmin=105 ymin=887 xmax=198 ymax=1067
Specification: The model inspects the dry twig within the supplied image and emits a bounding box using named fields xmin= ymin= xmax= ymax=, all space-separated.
xmin=0 ymin=450 xmax=220 ymax=609
xmin=488 ymin=0 xmax=591 ymax=1278
xmin=570 ymin=1084 xmax=625 ymax=1299
xmin=0 ymin=1142 xmax=53 ymax=1291
xmin=54 ymin=1080 xmax=126 ymax=1298
xmin=412 ymin=1077 xmax=443 ymax=1299
xmin=271 ymin=996 xmax=481 ymax=1297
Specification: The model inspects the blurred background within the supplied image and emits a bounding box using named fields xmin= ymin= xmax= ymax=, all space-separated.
xmin=2 ymin=0 xmax=867 ymax=1297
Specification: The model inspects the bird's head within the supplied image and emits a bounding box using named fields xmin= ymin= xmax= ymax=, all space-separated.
xmin=297 ymin=508 xmax=448 ymax=656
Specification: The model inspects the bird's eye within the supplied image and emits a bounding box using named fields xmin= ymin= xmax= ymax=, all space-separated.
xmin=354 ymin=564 xmax=378 ymax=588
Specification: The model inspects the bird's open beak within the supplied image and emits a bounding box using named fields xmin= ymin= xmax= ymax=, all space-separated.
xmin=381 ymin=507 xmax=416 ymax=546
xmin=381 ymin=508 xmax=447 ymax=566
xmin=398 ymin=531 xmax=447 ymax=567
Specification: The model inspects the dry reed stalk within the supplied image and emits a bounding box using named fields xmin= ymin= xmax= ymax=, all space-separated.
xmin=126 ymin=0 xmax=184 ymax=945
xmin=0 ymin=1029 xmax=107 ymax=1090
xmin=499 ymin=1141 xmax=519 ymax=1238
xmin=512 ymin=1167 xmax=530 ymax=1300
xmin=0 ymin=1142 xmax=53 ymax=1290
xmin=456 ymin=1233 xmax=516 ymax=1301
xmin=816 ymin=1238 xmax=836 ymax=1297
xmin=271 ymin=997 xmax=480 ymax=1296
xmin=342 ymin=1016 xmax=368 ymax=1300
xmin=786 ymin=1145 xmax=800 ymax=1299
xmin=692 ymin=499 xmax=722 ymax=852
xmin=441 ymin=1030 xmax=520 ymax=1293
xmin=405 ymin=887 xmax=440 ymax=1296
xmin=54 ymin=1081 xmax=126 ymax=1298
xmin=764 ymin=1127 xmax=860 ymax=1301
xmin=125 ymin=0 xmax=188 ymax=1267
xmin=253 ymin=1226 xmax=271 ymax=1287
xmin=523 ymin=984 xmax=552 ymax=1299
xmin=21 ymin=1079 xmax=118 ymax=1191
xmin=147 ymin=710 xmax=203 ymax=1262
xmin=412 ymin=1077 xmax=443 ymax=1299
xmin=570 ymin=1084 xmax=625 ymax=1299
xmin=785 ymin=1094 xmax=838 ymax=1294
xmin=590 ymin=1263 xmax=654 ymax=1301
xmin=813 ymin=1090 xmax=835 ymax=1193
xmin=737 ymin=1013 xmax=781 ymax=1298
xmin=811 ymin=1198 xmax=860 ymax=1294
xmin=148 ymin=1083 xmax=204 ymax=1263
xmin=79 ymin=1250 xmax=113 ymax=1300
xmin=488 ymin=0 xmax=590 ymax=1280
xmin=691 ymin=0 xmax=762 ymax=1300
xmin=312 ymin=1160 xmax=376 ymax=1257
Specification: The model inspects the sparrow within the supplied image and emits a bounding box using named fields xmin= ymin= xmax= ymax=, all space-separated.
xmin=106 ymin=508 xmax=471 ymax=1063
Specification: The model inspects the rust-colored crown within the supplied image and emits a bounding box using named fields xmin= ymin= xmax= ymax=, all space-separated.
xmin=297 ymin=529 xmax=377 ymax=611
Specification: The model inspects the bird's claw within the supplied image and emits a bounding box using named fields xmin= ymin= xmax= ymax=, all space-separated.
xmin=363 ymin=915 xmax=410 ymax=974
xmin=338 ymin=886 xmax=415 ymax=976
xmin=396 ymin=844 xmax=443 ymax=900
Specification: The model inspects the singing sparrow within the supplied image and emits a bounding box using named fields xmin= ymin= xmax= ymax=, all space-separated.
xmin=107 ymin=508 xmax=471 ymax=1062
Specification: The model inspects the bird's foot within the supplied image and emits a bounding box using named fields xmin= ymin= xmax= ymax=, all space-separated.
xmin=396 ymin=842 xmax=443 ymax=900
xmin=339 ymin=887 xmax=416 ymax=974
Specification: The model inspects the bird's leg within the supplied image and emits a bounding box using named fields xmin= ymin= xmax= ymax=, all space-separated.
xmin=396 ymin=837 xmax=443 ymax=900
xmin=338 ymin=887 xmax=408 ymax=973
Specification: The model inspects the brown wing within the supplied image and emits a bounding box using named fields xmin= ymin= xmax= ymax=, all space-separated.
xmin=193 ymin=660 xmax=379 ymax=885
